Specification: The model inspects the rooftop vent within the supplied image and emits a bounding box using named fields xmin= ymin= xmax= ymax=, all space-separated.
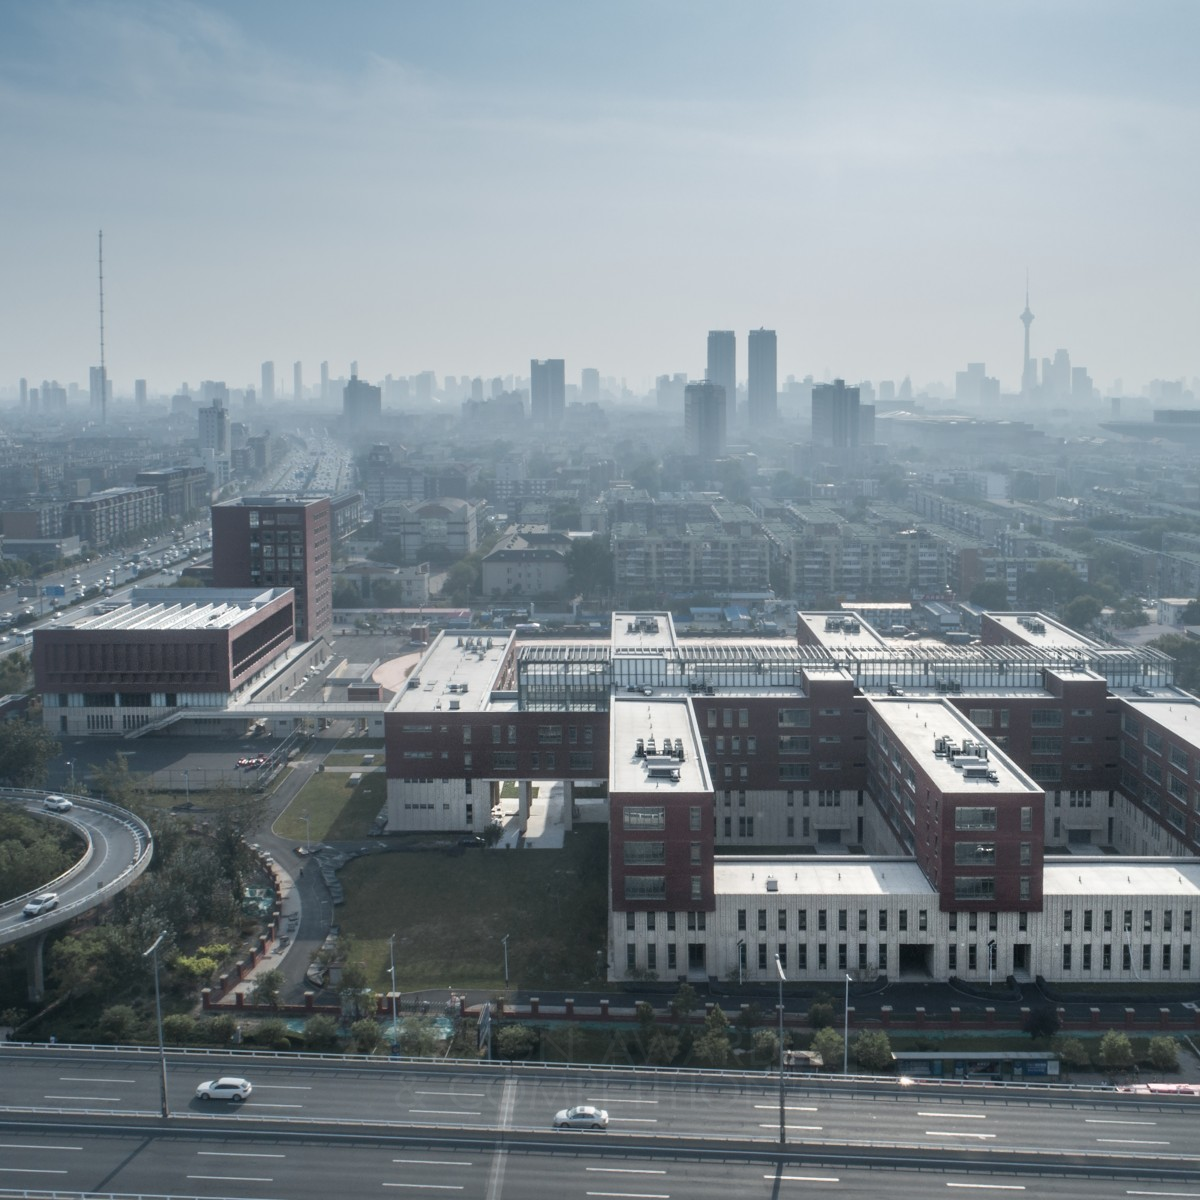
xmin=766 ymin=877 xmax=779 ymax=892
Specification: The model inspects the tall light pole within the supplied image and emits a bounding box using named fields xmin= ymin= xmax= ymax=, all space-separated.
xmin=843 ymin=974 xmax=852 ymax=1075
xmin=302 ymin=811 xmax=311 ymax=854
xmin=388 ymin=933 xmax=399 ymax=1044
xmin=737 ymin=939 xmax=745 ymax=986
xmin=183 ymin=769 xmax=190 ymax=808
xmin=501 ymin=933 xmax=510 ymax=987
xmin=143 ymin=932 xmax=169 ymax=1118
xmin=774 ymin=953 xmax=786 ymax=1147
xmin=66 ymin=759 xmax=74 ymax=792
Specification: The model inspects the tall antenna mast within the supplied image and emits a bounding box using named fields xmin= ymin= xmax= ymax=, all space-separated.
xmin=98 ymin=229 xmax=107 ymax=425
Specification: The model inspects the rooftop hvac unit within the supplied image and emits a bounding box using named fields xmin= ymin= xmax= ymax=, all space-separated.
xmin=766 ymin=877 xmax=779 ymax=892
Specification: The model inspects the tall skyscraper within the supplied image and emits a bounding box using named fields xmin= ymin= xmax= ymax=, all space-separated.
xmin=1020 ymin=280 xmax=1036 ymax=397
xmin=581 ymin=367 xmax=600 ymax=404
xmin=320 ymin=361 xmax=330 ymax=404
xmin=530 ymin=359 xmax=566 ymax=426
xmin=706 ymin=331 xmax=736 ymax=426
xmin=812 ymin=379 xmax=873 ymax=450
xmin=134 ymin=379 xmax=147 ymax=406
xmin=211 ymin=495 xmax=332 ymax=641
xmin=89 ymin=366 xmax=108 ymax=416
xmin=19 ymin=378 xmax=27 ymax=409
xmin=747 ymin=329 xmax=778 ymax=427
xmin=261 ymin=361 xmax=275 ymax=404
xmin=343 ymin=373 xmax=382 ymax=426
xmin=684 ymin=381 xmax=727 ymax=460
xmin=198 ymin=398 xmax=228 ymax=453
xmin=293 ymin=361 xmax=303 ymax=405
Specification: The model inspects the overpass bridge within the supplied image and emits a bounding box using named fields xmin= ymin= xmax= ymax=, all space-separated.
xmin=0 ymin=790 xmax=153 ymax=997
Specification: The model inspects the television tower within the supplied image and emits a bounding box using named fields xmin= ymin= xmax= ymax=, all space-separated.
xmin=1019 ymin=273 xmax=1034 ymax=398
xmin=98 ymin=229 xmax=108 ymax=425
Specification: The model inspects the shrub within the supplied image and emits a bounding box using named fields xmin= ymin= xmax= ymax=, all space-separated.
xmin=350 ymin=1018 xmax=382 ymax=1054
xmin=808 ymin=1001 xmax=835 ymax=1030
xmin=495 ymin=1024 xmax=537 ymax=1059
xmin=811 ymin=1026 xmax=844 ymax=1070
xmin=251 ymin=1018 xmax=291 ymax=1050
xmin=852 ymin=1029 xmax=893 ymax=1073
xmin=162 ymin=1014 xmax=197 ymax=1045
xmin=1147 ymin=1035 xmax=1180 ymax=1073
xmin=98 ymin=1004 xmax=140 ymax=1044
xmin=304 ymin=1014 xmax=340 ymax=1049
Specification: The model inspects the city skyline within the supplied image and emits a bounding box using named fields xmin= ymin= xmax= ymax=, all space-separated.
xmin=3 ymin=1 xmax=1199 ymax=392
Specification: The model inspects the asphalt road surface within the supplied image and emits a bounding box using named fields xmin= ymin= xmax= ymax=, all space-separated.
xmin=1 ymin=1046 xmax=1197 ymax=1199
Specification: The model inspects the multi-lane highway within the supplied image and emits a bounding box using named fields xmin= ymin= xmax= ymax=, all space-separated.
xmin=1 ymin=1046 xmax=1197 ymax=1198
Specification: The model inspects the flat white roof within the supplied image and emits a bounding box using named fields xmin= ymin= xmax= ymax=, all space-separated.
xmin=987 ymin=612 xmax=1097 ymax=651
xmin=610 ymin=696 xmax=711 ymax=794
xmin=1043 ymin=858 xmax=1200 ymax=898
xmin=611 ymin=612 xmax=677 ymax=652
xmin=870 ymin=697 xmax=1042 ymax=795
xmin=388 ymin=629 xmax=510 ymax=713
xmin=797 ymin=612 xmax=890 ymax=651
xmin=715 ymin=856 xmax=936 ymax=897
xmin=1122 ymin=696 xmax=1200 ymax=748
xmin=62 ymin=588 xmax=287 ymax=633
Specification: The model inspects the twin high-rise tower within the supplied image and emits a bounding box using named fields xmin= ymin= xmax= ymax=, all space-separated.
xmin=705 ymin=329 xmax=777 ymax=428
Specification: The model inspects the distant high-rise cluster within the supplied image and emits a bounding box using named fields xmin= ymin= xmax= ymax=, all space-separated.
xmin=684 ymin=380 xmax=726 ymax=460
xmin=343 ymin=371 xmax=382 ymax=426
xmin=812 ymin=379 xmax=873 ymax=451
xmin=706 ymin=331 xmax=735 ymax=427
xmin=747 ymin=328 xmax=777 ymax=427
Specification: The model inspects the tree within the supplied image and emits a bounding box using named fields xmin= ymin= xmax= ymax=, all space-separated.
xmin=1098 ymin=1029 xmax=1135 ymax=1074
xmin=304 ymin=1014 xmax=340 ymax=1049
xmin=0 ymin=718 xmax=59 ymax=788
xmin=969 ymin=581 xmax=1010 ymax=610
xmin=398 ymin=1015 xmax=443 ymax=1057
xmin=1180 ymin=599 xmax=1200 ymax=625
xmin=495 ymin=1024 xmax=537 ymax=1059
xmin=1147 ymin=1035 xmax=1180 ymax=1073
xmin=807 ymin=1000 xmax=835 ymax=1030
xmin=646 ymin=1032 xmax=680 ymax=1065
xmin=1023 ymin=1005 xmax=1061 ymax=1041
xmin=162 ymin=1014 xmax=197 ymax=1044
xmin=635 ymin=1001 xmax=656 ymax=1042
xmin=253 ymin=1018 xmax=291 ymax=1050
xmin=811 ymin=1026 xmax=844 ymax=1070
xmin=350 ymin=1018 xmax=383 ymax=1054
xmin=98 ymin=1004 xmax=141 ymax=1044
xmin=1060 ymin=595 xmax=1102 ymax=633
xmin=852 ymin=1029 xmax=893 ymax=1073
xmin=753 ymin=1028 xmax=781 ymax=1065
xmin=1054 ymin=1036 xmax=1090 ymax=1076
xmin=252 ymin=968 xmax=284 ymax=1010
xmin=333 ymin=578 xmax=363 ymax=609
xmin=567 ymin=535 xmax=613 ymax=599
xmin=693 ymin=1006 xmax=733 ymax=1067
xmin=669 ymin=983 xmax=699 ymax=1023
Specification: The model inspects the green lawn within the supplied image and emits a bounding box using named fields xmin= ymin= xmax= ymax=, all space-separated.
xmin=322 ymin=752 xmax=385 ymax=767
xmin=336 ymin=824 xmax=609 ymax=991
xmin=274 ymin=771 xmax=387 ymax=842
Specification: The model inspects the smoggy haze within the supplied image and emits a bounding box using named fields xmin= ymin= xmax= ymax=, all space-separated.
xmin=2 ymin=0 xmax=1198 ymax=394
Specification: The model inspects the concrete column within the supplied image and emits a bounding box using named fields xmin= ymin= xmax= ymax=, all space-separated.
xmin=518 ymin=780 xmax=532 ymax=831
xmin=562 ymin=780 xmax=574 ymax=831
xmin=25 ymin=933 xmax=46 ymax=1001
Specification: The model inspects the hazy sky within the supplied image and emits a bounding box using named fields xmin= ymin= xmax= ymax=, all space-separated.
xmin=3 ymin=0 xmax=1198 ymax=397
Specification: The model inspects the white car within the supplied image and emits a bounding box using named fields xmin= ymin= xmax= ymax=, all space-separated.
xmin=195 ymin=1076 xmax=252 ymax=1102
xmin=23 ymin=893 xmax=59 ymax=918
xmin=553 ymin=1104 xmax=608 ymax=1130
xmin=43 ymin=795 xmax=73 ymax=812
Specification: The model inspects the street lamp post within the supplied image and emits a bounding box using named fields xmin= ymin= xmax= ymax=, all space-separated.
xmin=143 ymin=932 xmax=170 ymax=1118
xmin=183 ymin=769 xmax=190 ymax=807
xmin=388 ymin=933 xmax=399 ymax=1044
xmin=302 ymin=811 xmax=311 ymax=854
xmin=774 ymin=953 xmax=786 ymax=1147
xmin=502 ymin=933 xmax=510 ymax=987
xmin=988 ymin=939 xmax=996 ymax=987
xmin=66 ymin=760 xmax=74 ymax=793
xmin=843 ymin=974 xmax=852 ymax=1075
xmin=736 ymin=939 xmax=745 ymax=986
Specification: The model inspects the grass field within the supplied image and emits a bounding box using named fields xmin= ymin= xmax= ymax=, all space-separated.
xmin=273 ymin=771 xmax=387 ymax=842
xmin=336 ymin=824 xmax=609 ymax=991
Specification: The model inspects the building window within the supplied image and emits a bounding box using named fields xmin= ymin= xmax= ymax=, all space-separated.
xmin=1064 ymin=910 xmax=1073 ymax=932
xmin=778 ymin=944 xmax=787 ymax=970
xmin=778 ymin=909 xmax=787 ymax=931
xmin=626 ymin=944 xmax=636 ymax=971
xmin=624 ymin=807 xmax=666 ymax=830
xmin=838 ymin=909 xmax=848 ymax=932
xmin=955 ymin=807 xmax=997 ymax=831
xmin=689 ymin=806 xmax=702 ymax=831
xmin=758 ymin=944 xmax=767 ymax=970
xmin=624 ymin=877 xmax=666 ymax=901
xmin=626 ymin=911 xmax=636 ymax=931
xmin=667 ymin=944 xmax=677 ymax=971
xmin=691 ymin=876 xmax=702 ymax=901
xmin=879 ymin=910 xmax=888 ymax=933
xmin=948 ymin=945 xmax=957 ymax=972
xmin=919 ymin=909 xmax=928 ymax=932
xmin=758 ymin=909 xmax=767 ymax=932
xmin=1082 ymin=944 xmax=1092 ymax=971
xmin=858 ymin=909 xmax=868 ymax=932
xmin=738 ymin=909 xmax=746 ymax=932
xmin=624 ymin=842 xmax=666 ymax=865
xmin=1062 ymin=945 xmax=1072 ymax=971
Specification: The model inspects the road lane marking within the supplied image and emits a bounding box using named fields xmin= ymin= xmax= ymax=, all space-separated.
xmin=1127 ymin=1192 xmax=1200 ymax=1197
xmin=187 ymin=1175 xmax=274 ymax=1183
xmin=255 ymin=1084 xmax=312 ymax=1090
xmin=588 ymin=1097 xmax=659 ymax=1104
xmin=770 ymin=1176 xmax=841 ymax=1184
xmin=59 ymin=1076 xmax=134 ymax=1084
xmin=609 ymin=1117 xmax=658 ymax=1124
xmin=393 ymin=1159 xmax=474 ymax=1167
xmin=486 ymin=1078 xmax=516 ymax=1200
xmin=252 ymin=1102 xmax=304 ymax=1109
xmin=198 ymin=1151 xmax=286 ymax=1159
xmin=0 ymin=1144 xmax=80 ymax=1151
xmin=919 ymin=1111 xmax=987 ymax=1119
xmin=383 ymin=1186 xmax=465 ymax=1191
xmin=585 ymin=1193 xmax=669 ymax=1199
xmin=410 ymin=1108 xmax=482 ymax=1116
xmin=755 ymin=1103 xmax=818 ymax=1112
xmin=758 ymin=1123 xmax=822 ymax=1132
xmin=44 ymin=1094 xmax=121 ymax=1102
xmin=1087 ymin=1118 xmax=1157 ymax=1125
xmin=1096 ymin=1139 xmax=1170 ymax=1146
xmin=0 ymin=1169 xmax=68 ymax=1176
xmin=415 ymin=1090 xmax=485 ymax=1098
xmin=587 ymin=1169 xmax=667 ymax=1175
xmin=946 ymin=1185 xmax=1026 ymax=1191
xmin=925 ymin=1131 xmax=996 ymax=1140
